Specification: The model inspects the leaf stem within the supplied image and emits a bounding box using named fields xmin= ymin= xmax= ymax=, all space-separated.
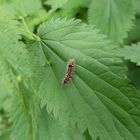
xmin=19 ymin=16 xmax=41 ymax=41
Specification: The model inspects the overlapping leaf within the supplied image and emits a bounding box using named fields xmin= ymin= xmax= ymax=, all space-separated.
xmin=0 ymin=8 xmax=21 ymax=90
xmin=0 ymin=9 xmax=39 ymax=140
xmin=34 ymin=18 xmax=140 ymax=140
xmin=117 ymin=43 xmax=140 ymax=65
xmin=10 ymin=81 xmax=40 ymax=140
xmin=126 ymin=19 xmax=140 ymax=43
xmin=88 ymin=0 xmax=135 ymax=44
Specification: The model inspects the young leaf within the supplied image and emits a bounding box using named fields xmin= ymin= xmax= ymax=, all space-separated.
xmin=117 ymin=43 xmax=140 ymax=65
xmin=88 ymin=0 xmax=135 ymax=44
xmin=34 ymin=18 xmax=140 ymax=140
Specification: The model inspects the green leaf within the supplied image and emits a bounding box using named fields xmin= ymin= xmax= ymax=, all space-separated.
xmin=134 ymin=0 xmax=140 ymax=14
xmin=39 ymin=108 xmax=85 ymax=140
xmin=117 ymin=43 xmax=140 ymax=65
xmin=0 ymin=16 xmax=31 ymax=92
xmin=0 ymin=80 xmax=11 ymax=110
xmin=25 ymin=9 xmax=48 ymax=31
xmin=0 ymin=8 xmax=21 ymax=90
xmin=60 ymin=0 xmax=91 ymax=18
xmin=63 ymin=0 xmax=91 ymax=9
xmin=0 ymin=9 xmax=39 ymax=140
xmin=0 ymin=0 xmax=11 ymax=4
xmin=88 ymin=0 xmax=135 ymax=44
xmin=27 ymin=42 xmax=47 ymax=91
xmin=0 ymin=132 xmax=10 ymax=140
xmin=10 ymin=81 xmax=40 ymax=140
xmin=46 ymin=0 xmax=68 ymax=9
xmin=126 ymin=18 xmax=140 ymax=44
xmin=35 ymin=18 xmax=140 ymax=140
xmin=127 ymin=62 xmax=140 ymax=89
xmin=11 ymin=0 xmax=42 ymax=16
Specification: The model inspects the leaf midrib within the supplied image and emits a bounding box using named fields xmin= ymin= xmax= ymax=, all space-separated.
xmin=42 ymin=39 xmax=136 ymax=110
xmin=40 ymin=40 xmax=139 ymax=139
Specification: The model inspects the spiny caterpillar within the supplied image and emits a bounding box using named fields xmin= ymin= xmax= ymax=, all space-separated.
xmin=63 ymin=59 xmax=75 ymax=85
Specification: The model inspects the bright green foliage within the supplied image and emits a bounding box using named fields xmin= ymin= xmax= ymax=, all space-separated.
xmin=134 ymin=0 xmax=140 ymax=14
xmin=0 ymin=9 xmax=21 ymax=90
xmin=46 ymin=0 xmax=68 ymax=8
xmin=11 ymin=0 xmax=42 ymax=16
xmin=59 ymin=0 xmax=91 ymax=18
xmin=10 ymin=82 xmax=40 ymax=140
xmin=126 ymin=19 xmax=140 ymax=44
xmin=0 ymin=8 xmax=38 ymax=140
xmin=39 ymin=108 xmax=85 ymax=140
xmin=25 ymin=9 xmax=48 ymax=31
xmin=62 ymin=0 xmax=91 ymax=9
xmin=127 ymin=63 xmax=140 ymax=90
xmin=88 ymin=0 xmax=135 ymax=44
xmin=0 ymin=0 xmax=11 ymax=4
xmin=0 ymin=0 xmax=140 ymax=140
xmin=0 ymin=80 xmax=11 ymax=111
xmin=36 ymin=18 xmax=140 ymax=140
xmin=117 ymin=43 xmax=140 ymax=65
xmin=46 ymin=0 xmax=91 ymax=9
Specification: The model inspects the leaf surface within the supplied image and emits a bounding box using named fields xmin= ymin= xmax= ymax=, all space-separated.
xmin=11 ymin=0 xmax=42 ymax=16
xmin=46 ymin=0 xmax=68 ymax=9
xmin=88 ymin=0 xmax=135 ymax=44
xmin=0 ymin=9 xmax=38 ymax=140
xmin=10 ymin=82 xmax=40 ymax=140
xmin=34 ymin=18 xmax=140 ymax=140
xmin=117 ymin=43 xmax=140 ymax=65
xmin=39 ymin=108 xmax=85 ymax=140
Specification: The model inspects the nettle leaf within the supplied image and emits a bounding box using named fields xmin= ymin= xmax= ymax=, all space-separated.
xmin=0 ymin=80 xmax=11 ymax=110
xmin=39 ymin=108 xmax=85 ymax=140
xmin=117 ymin=43 xmax=140 ymax=65
xmin=46 ymin=0 xmax=68 ymax=9
xmin=59 ymin=0 xmax=91 ymax=18
xmin=88 ymin=0 xmax=135 ymax=44
xmin=62 ymin=0 xmax=91 ymax=9
xmin=10 ymin=81 xmax=40 ymax=140
xmin=126 ymin=19 xmax=140 ymax=44
xmin=27 ymin=42 xmax=47 ymax=91
xmin=127 ymin=62 xmax=140 ymax=90
xmin=134 ymin=0 xmax=140 ymax=14
xmin=11 ymin=0 xmax=42 ymax=16
xmin=0 ymin=9 xmax=38 ymax=140
xmin=0 ymin=8 xmax=30 ymax=91
xmin=34 ymin=18 xmax=140 ymax=140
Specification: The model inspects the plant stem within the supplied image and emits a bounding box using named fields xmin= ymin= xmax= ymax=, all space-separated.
xmin=19 ymin=16 xmax=41 ymax=41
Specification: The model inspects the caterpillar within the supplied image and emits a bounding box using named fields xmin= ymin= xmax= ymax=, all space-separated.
xmin=63 ymin=59 xmax=75 ymax=85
